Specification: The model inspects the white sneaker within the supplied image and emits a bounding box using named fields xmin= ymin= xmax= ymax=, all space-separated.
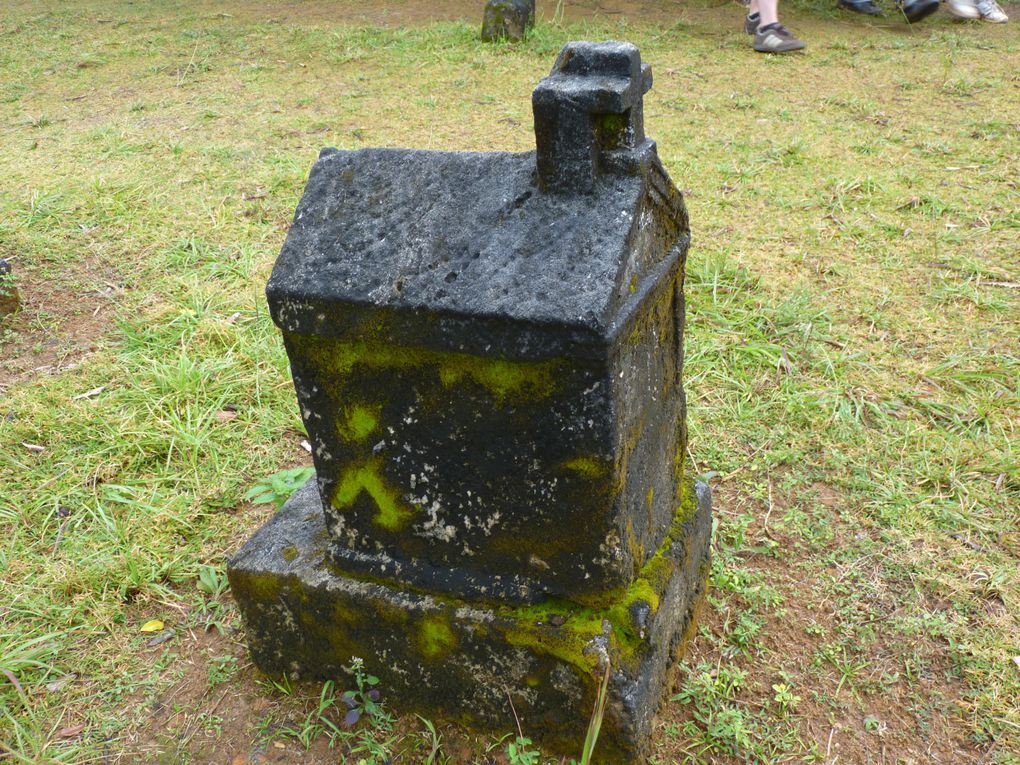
xmin=945 ymin=0 xmax=981 ymax=18
xmin=975 ymin=0 xmax=1009 ymax=20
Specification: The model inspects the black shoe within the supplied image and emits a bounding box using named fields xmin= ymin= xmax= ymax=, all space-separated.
xmin=900 ymin=0 xmax=940 ymax=21
xmin=753 ymin=23 xmax=807 ymax=52
xmin=838 ymin=0 xmax=883 ymax=14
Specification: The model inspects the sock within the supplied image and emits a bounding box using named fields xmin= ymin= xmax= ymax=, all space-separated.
xmin=747 ymin=11 xmax=760 ymax=20
xmin=758 ymin=21 xmax=781 ymax=31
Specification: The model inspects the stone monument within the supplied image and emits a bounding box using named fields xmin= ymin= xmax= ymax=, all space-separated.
xmin=481 ymin=0 xmax=535 ymax=42
xmin=229 ymin=41 xmax=711 ymax=762
xmin=0 ymin=258 xmax=18 ymax=317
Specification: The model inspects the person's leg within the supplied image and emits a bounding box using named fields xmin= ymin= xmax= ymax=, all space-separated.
xmin=752 ymin=0 xmax=806 ymax=52
xmin=838 ymin=0 xmax=883 ymax=16
xmin=756 ymin=0 xmax=779 ymax=26
xmin=745 ymin=0 xmax=762 ymax=34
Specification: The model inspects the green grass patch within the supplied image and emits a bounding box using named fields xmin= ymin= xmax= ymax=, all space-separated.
xmin=1 ymin=1 xmax=1017 ymax=762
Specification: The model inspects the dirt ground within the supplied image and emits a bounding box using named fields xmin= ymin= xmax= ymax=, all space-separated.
xmin=116 ymin=485 xmax=986 ymax=765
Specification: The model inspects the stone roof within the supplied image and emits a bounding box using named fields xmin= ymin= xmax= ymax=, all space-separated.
xmin=267 ymin=41 xmax=688 ymax=355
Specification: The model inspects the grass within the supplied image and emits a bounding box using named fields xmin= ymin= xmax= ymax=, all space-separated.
xmin=1 ymin=0 xmax=1018 ymax=763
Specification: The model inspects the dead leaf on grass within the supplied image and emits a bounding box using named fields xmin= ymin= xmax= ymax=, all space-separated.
xmin=46 ymin=674 xmax=76 ymax=693
xmin=1 ymin=668 xmax=25 ymax=695
xmin=140 ymin=619 xmax=164 ymax=633
xmin=72 ymin=386 xmax=106 ymax=400
xmin=57 ymin=723 xmax=85 ymax=739
xmin=146 ymin=629 xmax=176 ymax=647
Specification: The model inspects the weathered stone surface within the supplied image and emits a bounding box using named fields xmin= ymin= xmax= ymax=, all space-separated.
xmin=0 ymin=258 xmax=19 ymax=317
xmin=534 ymin=40 xmax=653 ymax=193
xmin=266 ymin=42 xmax=690 ymax=605
xmin=481 ymin=0 xmax=535 ymax=42
xmin=229 ymin=477 xmax=711 ymax=762
xmin=232 ymin=41 xmax=711 ymax=763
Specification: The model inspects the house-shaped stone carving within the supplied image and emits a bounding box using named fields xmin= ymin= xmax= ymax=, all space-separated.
xmin=230 ymin=41 xmax=712 ymax=763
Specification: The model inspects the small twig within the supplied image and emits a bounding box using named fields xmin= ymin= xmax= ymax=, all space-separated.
xmin=36 ymin=467 xmax=72 ymax=493
xmin=948 ymin=532 xmax=985 ymax=553
xmin=685 ymin=441 xmax=701 ymax=476
xmin=53 ymin=519 xmax=69 ymax=554
xmin=506 ymin=690 xmax=524 ymax=741
xmin=763 ymin=473 xmax=774 ymax=530
xmin=721 ymin=440 xmax=773 ymax=481
xmin=176 ymin=39 xmax=200 ymax=88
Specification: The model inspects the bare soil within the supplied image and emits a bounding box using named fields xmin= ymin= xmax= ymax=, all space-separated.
xmin=0 ymin=258 xmax=116 ymax=392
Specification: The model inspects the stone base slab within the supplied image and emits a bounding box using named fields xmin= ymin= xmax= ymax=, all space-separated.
xmin=228 ymin=477 xmax=711 ymax=763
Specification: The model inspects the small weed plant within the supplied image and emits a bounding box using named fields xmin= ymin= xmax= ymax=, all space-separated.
xmin=341 ymin=656 xmax=389 ymax=728
xmin=506 ymin=736 xmax=541 ymax=765
xmin=245 ymin=466 xmax=315 ymax=510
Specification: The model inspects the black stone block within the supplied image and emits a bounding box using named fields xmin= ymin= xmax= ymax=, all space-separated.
xmin=233 ymin=41 xmax=712 ymax=762
xmin=481 ymin=0 xmax=535 ymax=42
xmin=0 ymin=258 xmax=18 ymax=317
xmin=228 ymin=477 xmax=712 ymax=763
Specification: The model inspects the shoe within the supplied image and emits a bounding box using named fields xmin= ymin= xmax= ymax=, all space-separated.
xmin=945 ymin=0 xmax=981 ymax=17
xmin=975 ymin=0 xmax=1009 ymax=21
xmin=838 ymin=0 xmax=883 ymax=14
xmin=900 ymin=0 xmax=940 ymax=21
xmin=744 ymin=12 xmax=760 ymax=33
xmin=753 ymin=23 xmax=806 ymax=52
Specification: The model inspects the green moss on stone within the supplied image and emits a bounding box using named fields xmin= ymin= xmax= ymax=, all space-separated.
xmin=232 ymin=570 xmax=282 ymax=603
xmin=594 ymin=112 xmax=629 ymax=149
xmin=339 ymin=404 xmax=380 ymax=442
xmin=418 ymin=614 xmax=457 ymax=658
xmin=281 ymin=545 xmax=299 ymax=562
xmin=503 ymin=474 xmax=698 ymax=670
xmin=290 ymin=335 xmax=562 ymax=406
xmin=561 ymin=456 xmax=610 ymax=479
xmin=503 ymin=601 xmax=605 ymax=672
xmin=332 ymin=459 xmax=415 ymax=531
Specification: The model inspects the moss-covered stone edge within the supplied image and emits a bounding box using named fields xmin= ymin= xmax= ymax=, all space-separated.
xmin=231 ymin=469 xmax=702 ymax=679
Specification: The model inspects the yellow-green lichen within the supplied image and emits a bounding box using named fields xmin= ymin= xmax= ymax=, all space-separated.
xmin=332 ymin=459 xmax=415 ymax=531
xmin=290 ymin=335 xmax=563 ymax=406
xmin=338 ymin=404 xmax=380 ymax=442
xmin=233 ymin=570 xmax=282 ymax=602
xmin=561 ymin=456 xmax=611 ymax=479
xmin=281 ymin=545 xmax=299 ymax=563
xmin=499 ymin=474 xmax=700 ymax=672
xmin=625 ymin=518 xmax=645 ymax=574
xmin=503 ymin=602 xmax=605 ymax=672
xmin=418 ymin=614 xmax=457 ymax=658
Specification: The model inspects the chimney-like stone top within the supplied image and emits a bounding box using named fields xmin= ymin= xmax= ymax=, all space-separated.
xmin=532 ymin=41 xmax=653 ymax=193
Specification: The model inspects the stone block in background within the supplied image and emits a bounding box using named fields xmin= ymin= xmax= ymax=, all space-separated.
xmin=0 ymin=258 xmax=19 ymax=317
xmin=481 ymin=0 xmax=535 ymax=42
xmin=231 ymin=41 xmax=712 ymax=763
